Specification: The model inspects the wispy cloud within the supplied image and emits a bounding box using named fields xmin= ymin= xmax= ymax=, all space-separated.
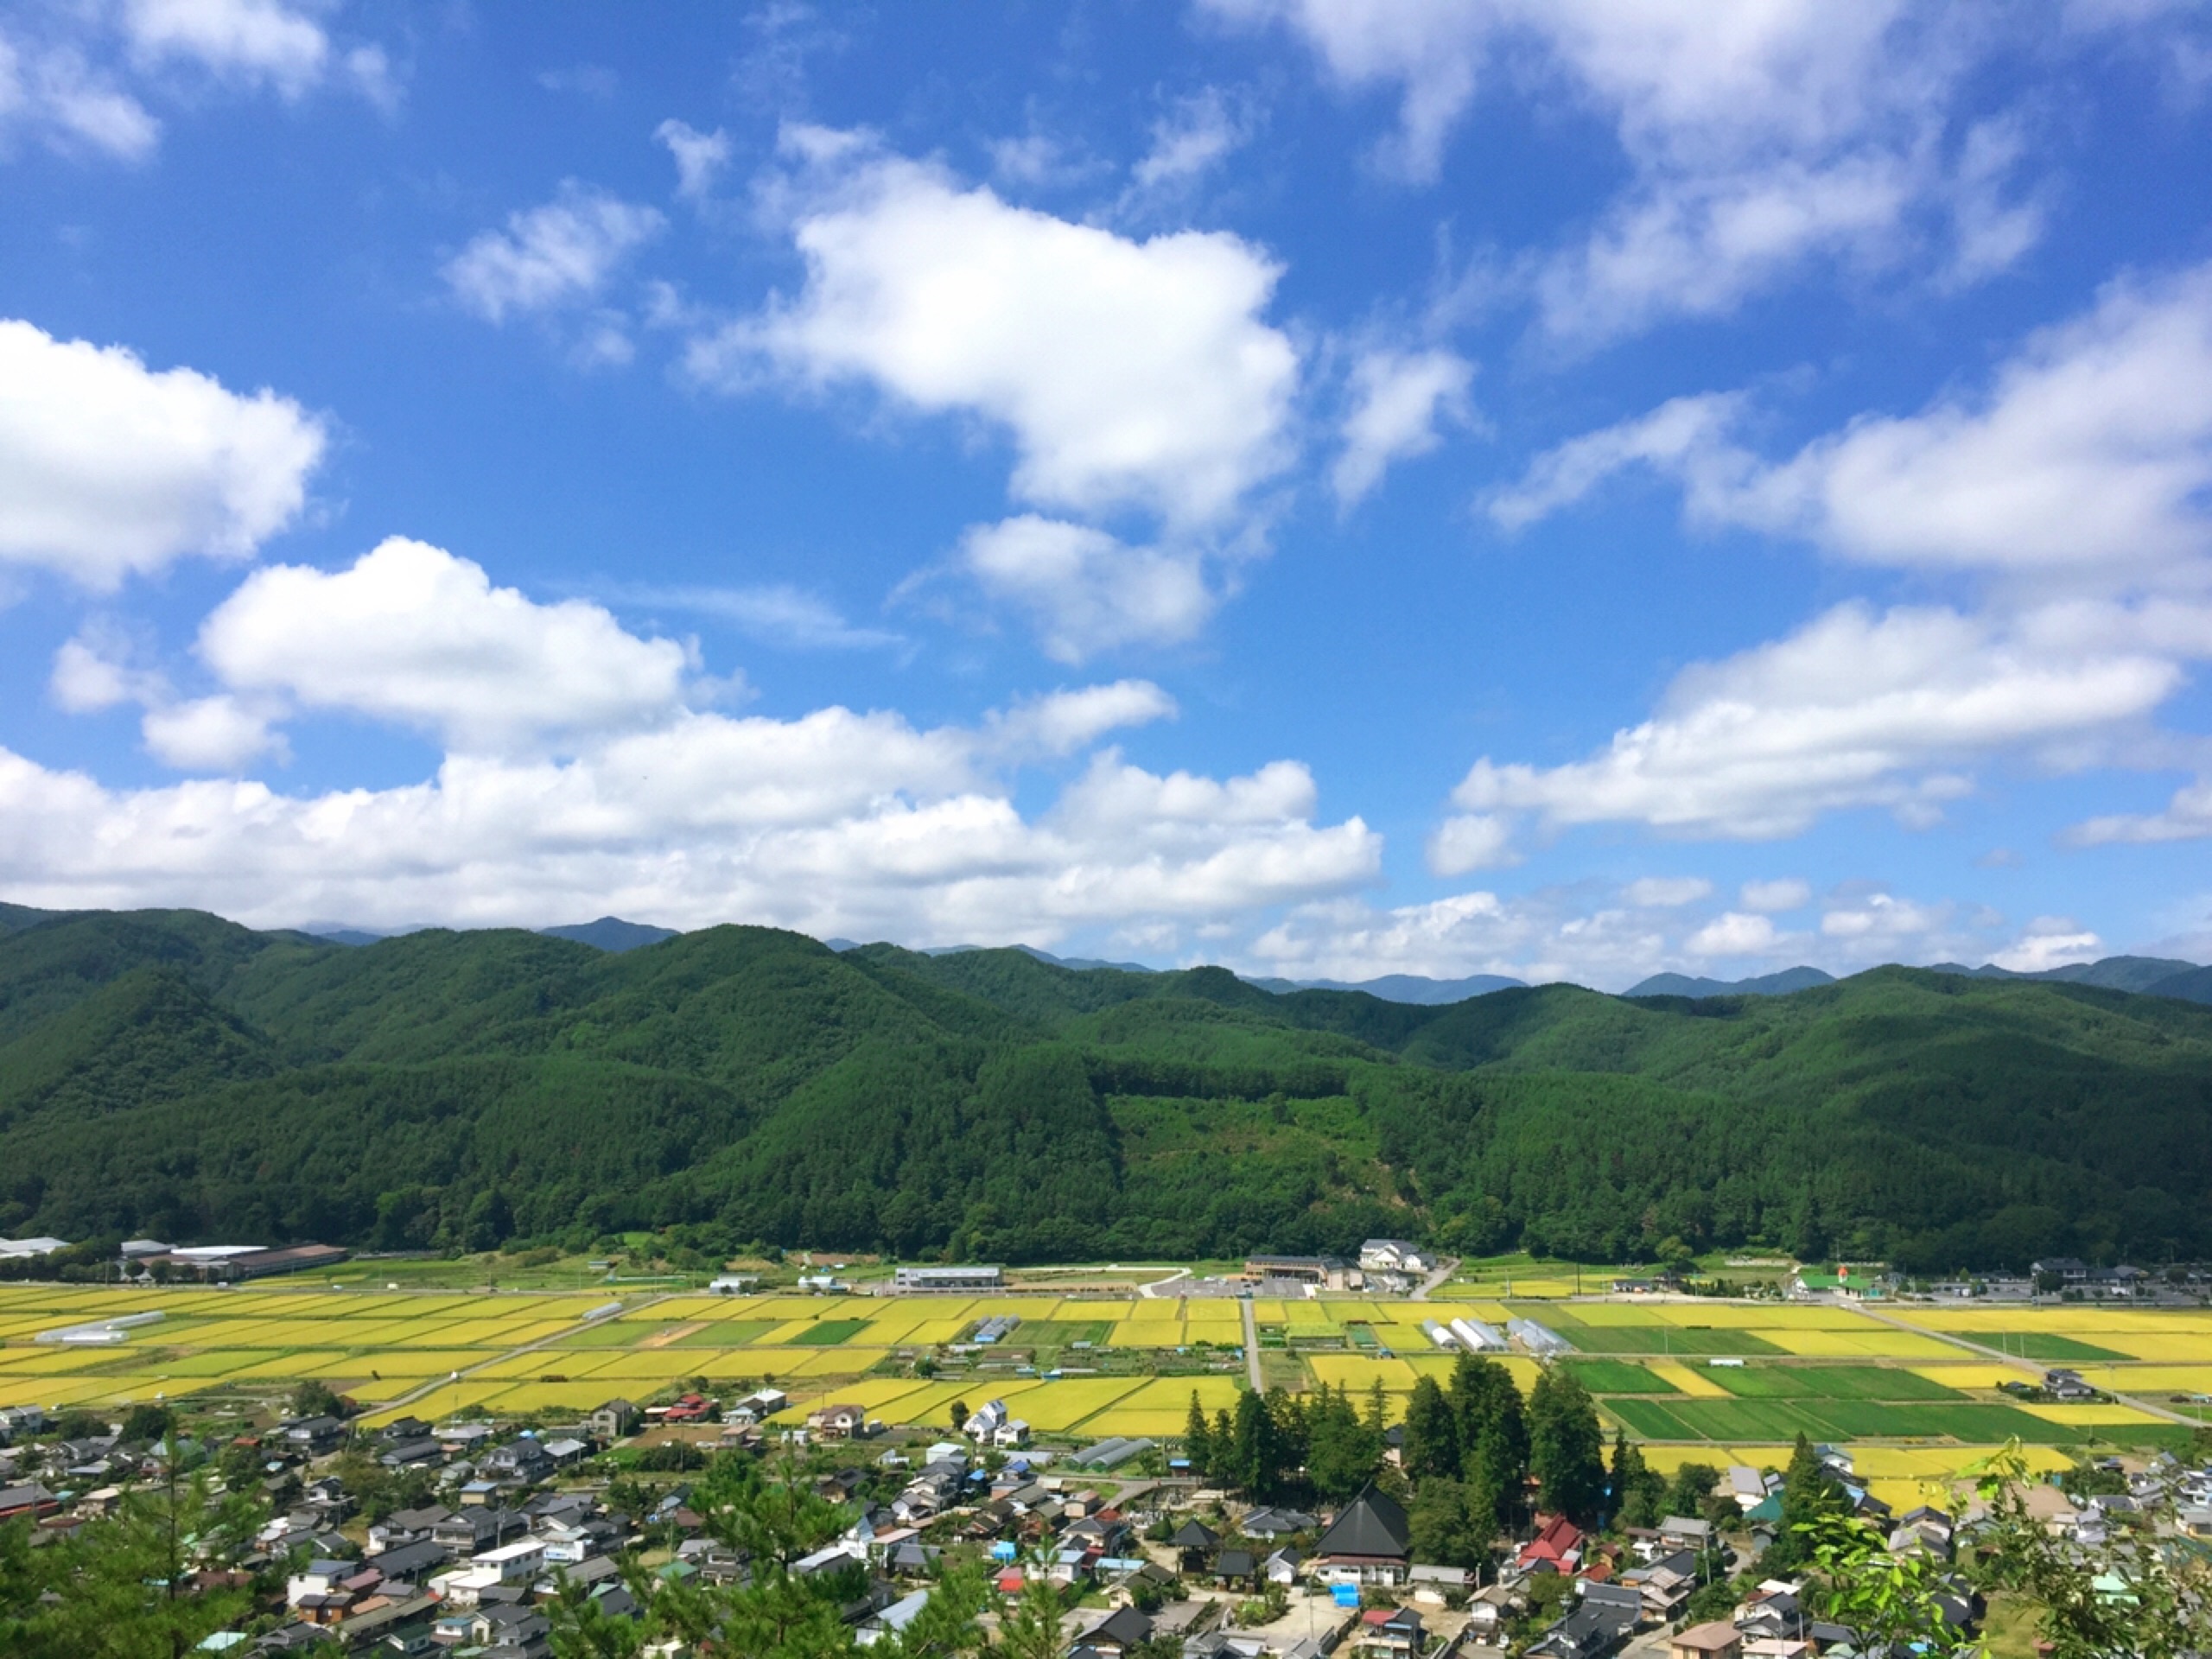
xmin=611 ymin=582 xmax=904 ymax=652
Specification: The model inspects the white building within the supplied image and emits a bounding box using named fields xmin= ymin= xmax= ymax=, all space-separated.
xmin=1359 ymin=1240 xmax=1434 ymax=1274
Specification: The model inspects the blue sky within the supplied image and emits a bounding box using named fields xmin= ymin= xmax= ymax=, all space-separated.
xmin=3 ymin=1 xmax=2211 ymax=988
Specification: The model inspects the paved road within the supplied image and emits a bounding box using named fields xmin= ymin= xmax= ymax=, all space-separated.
xmin=1242 ymin=1299 xmax=1263 ymax=1390
xmin=1411 ymin=1256 xmax=1462 ymax=1301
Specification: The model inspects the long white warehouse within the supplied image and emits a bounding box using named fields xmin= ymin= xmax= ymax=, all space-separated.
xmin=1447 ymin=1316 xmax=1507 ymax=1352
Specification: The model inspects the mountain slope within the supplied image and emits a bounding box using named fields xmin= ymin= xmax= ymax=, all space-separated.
xmin=2 ymin=910 xmax=2209 ymax=1272
xmin=2147 ymin=965 xmax=2212 ymax=1006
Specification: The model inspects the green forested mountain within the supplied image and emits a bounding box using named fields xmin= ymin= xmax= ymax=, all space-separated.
xmin=1 ymin=906 xmax=2210 ymax=1273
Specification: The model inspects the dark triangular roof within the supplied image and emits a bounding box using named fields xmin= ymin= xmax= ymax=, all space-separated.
xmin=1169 ymin=1518 xmax=1220 ymax=1549
xmin=1085 ymin=1605 xmax=1154 ymax=1646
xmin=1312 ymin=1482 xmax=1410 ymax=1560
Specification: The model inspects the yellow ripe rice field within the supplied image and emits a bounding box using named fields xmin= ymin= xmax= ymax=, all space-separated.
xmin=1645 ymin=1360 xmax=1732 ymax=1397
xmin=8 ymin=1281 xmax=2212 ymax=1459
xmin=2019 ymin=1402 xmax=2169 ymax=1425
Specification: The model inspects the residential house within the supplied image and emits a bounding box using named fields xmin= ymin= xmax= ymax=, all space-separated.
xmin=378 ymin=1438 xmax=445 ymax=1473
xmin=368 ymin=1540 xmax=449 ymax=1585
xmin=1518 ymin=1514 xmax=1585 ymax=1573
xmin=0 ymin=1406 xmax=46 ymax=1444
xmin=1351 ymin=1606 xmax=1423 ymax=1657
xmin=807 ymin=1403 xmax=869 ymax=1439
xmin=1618 ymin=1548 xmax=1698 ymax=1623
xmin=0 ymin=1483 xmax=61 ymax=1523
xmin=1239 ymin=1506 xmax=1317 ymax=1540
xmin=1725 ymin=1465 xmax=1769 ymax=1510
xmin=1525 ymin=1599 xmax=1636 ymax=1659
xmin=1310 ymin=1483 xmax=1413 ymax=1585
xmin=433 ymin=1506 xmax=528 ymax=1554
xmin=1071 ymin=1605 xmax=1152 ymax=1656
xmin=1670 ymin=1624 xmax=1744 ymax=1659
xmin=857 ymin=1587 xmax=932 ymax=1648
xmin=1358 ymin=1240 xmax=1434 ymax=1275
xmin=586 ymin=1400 xmax=640 ymax=1440
xmin=284 ymin=1560 xmax=355 ymax=1611
xmin=663 ymin=1391 xmax=716 ymax=1424
xmin=733 ymin=1388 xmax=789 ymax=1420
xmin=1408 ymin=1562 xmax=1469 ymax=1604
xmin=278 ymin=1416 xmax=348 ymax=1457
xmin=885 ymin=1541 xmax=941 ymax=1579
xmin=472 ymin=1539 xmax=548 ymax=1585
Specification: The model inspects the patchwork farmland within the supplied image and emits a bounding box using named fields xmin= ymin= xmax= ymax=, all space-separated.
xmin=6 ymin=1281 xmax=2210 ymax=1506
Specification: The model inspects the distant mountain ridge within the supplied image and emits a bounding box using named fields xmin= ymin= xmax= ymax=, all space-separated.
xmin=1625 ymin=955 xmax=2209 ymax=1005
xmin=539 ymin=917 xmax=681 ymax=953
xmin=830 ymin=938 xmax=1517 ymax=995
xmin=22 ymin=901 xmax=2212 ymax=1003
xmin=1924 ymin=955 xmax=2200 ymax=994
xmin=1243 ymin=971 xmax=1528 ymax=1003
xmin=1627 ymin=966 xmax=1837 ymax=998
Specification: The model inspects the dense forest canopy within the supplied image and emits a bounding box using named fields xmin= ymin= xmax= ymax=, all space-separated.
xmin=1 ymin=905 xmax=2209 ymax=1271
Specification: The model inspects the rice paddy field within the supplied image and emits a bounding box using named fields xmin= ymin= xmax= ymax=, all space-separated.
xmin=4 ymin=1280 xmax=2209 ymax=1496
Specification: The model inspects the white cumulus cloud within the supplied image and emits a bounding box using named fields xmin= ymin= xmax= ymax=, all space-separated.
xmin=1469 ymin=270 xmax=2212 ymax=850
xmin=1448 ymin=601 xmax=2183 ymax=841
xmin=0 ymin=712 xmax=1376 ymax=944
xmin=957 ymin=517 xmax=1218 ymax=664
xmin=1491 ymin=264 xmax=2212 ymax=582
xmin=443 ymin=183 xmax=665 ymax=323
xmin=656 ymin=118 xmax=732 ymax=200
xmin=1991 ymin=918 xmax=2104 ymax=973
xmin=1206 ymin=1 xmax=2065 ymax=340
xmin=1685 ymin=911 xmax=1780 ymax=957
xmin=196 ymin=537 xmax=696 ymax=753
xmin=141 ymin=694 xmax=283 ymax=772
xmin=1426 ymin=811 xmax=1517 ymax=876
xmin=697 ymin=133 xmax=1299 ymax=531
xmin=0 ymin=320 xmax=325 ymax=589
xmin=1740 ymin=877 xmax=1812 ymax=913
xmin=122 ymin=0 xmax=329 ymax=98
xmin=1132 ymin=86 xmax=1255 ymax=190
xmin=1624 ymin=875 xmax=1712 ymax=908
xmin=1332 ymin=347 xmax=1476 ymax=506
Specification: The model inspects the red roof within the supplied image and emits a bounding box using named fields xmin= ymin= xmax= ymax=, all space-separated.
xmin=1534 ymin=1515 xmax=1583 ymax=1548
